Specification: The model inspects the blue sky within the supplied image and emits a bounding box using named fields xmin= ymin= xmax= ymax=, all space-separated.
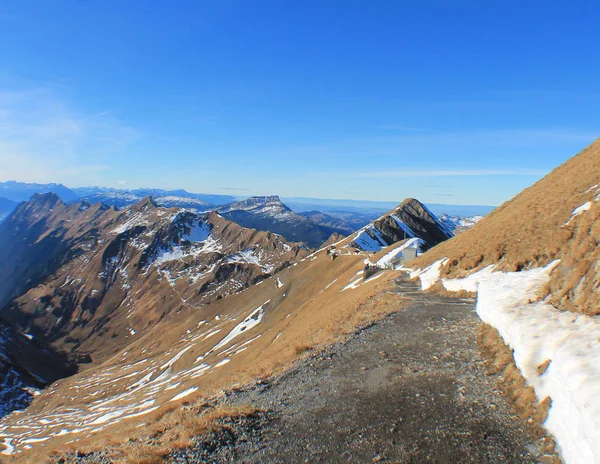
xmin=0 ymin=1 xmax=598 ymax=206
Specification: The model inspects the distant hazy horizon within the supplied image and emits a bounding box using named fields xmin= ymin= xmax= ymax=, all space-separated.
xmin=0 ymin=179 xmax=497 ymax=217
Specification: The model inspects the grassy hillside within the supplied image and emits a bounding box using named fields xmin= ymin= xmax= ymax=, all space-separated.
xmin=412 ymin=138 xmax=600 ymax=314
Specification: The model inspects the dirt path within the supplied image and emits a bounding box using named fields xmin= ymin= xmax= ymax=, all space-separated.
xmin=172 ymin=274 xmax=549 ymax=463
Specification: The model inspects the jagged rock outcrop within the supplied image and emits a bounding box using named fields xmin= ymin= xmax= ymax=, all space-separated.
xmin=348 ymin=198 xmax=454 ymax=252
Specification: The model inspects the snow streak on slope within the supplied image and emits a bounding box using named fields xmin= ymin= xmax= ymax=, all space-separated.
xmin=110 ymin=210 xmax=152 ymax=234
xmin=211 ymin=300 xmax=270 ymax=352
xmin=0 ymin=301 xmax=268 ymax=456
xmin=352 ymin=226 xmax=388 ymax=252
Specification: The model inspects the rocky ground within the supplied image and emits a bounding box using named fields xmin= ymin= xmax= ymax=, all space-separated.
xmin=172 ymin=275 xmax=554 ymax=463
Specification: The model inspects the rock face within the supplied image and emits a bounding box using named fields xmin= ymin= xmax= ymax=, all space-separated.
xmin=0 ymin=194 xmax=308 ymax=366
xmin=349 ymin=198 xmax=454 ymax=252
xmin=218 ymin=196 xmax=347 ymax=248
xmin=0 ymin=318 xmax=75 ymax=418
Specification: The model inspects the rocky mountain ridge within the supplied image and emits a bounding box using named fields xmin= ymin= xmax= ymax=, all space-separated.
xmin=344 ymin=198 xmax=454 ymax=253
xmin=0 ymin=194 xmax=307 ymax=369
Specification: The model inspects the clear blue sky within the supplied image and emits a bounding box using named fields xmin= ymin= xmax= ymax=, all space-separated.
xmin=0 ymin=0 xmax=598 ymax=205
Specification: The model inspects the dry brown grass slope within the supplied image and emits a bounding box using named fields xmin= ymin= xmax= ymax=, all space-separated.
xmin=3 ymin=246 xmax=400 ymax=461
xmin=412 ymin=138 xmax=600 ymax=314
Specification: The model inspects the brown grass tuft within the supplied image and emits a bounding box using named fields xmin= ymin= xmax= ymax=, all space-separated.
xmin=294 ymin=344 xmax=313 ymax=355
xmin=425 ymin=281 xmax=476 ymax=299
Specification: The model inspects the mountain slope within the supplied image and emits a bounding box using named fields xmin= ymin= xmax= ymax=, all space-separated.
xmin=0 ymin=195 xmax=307 ymax=366
xmin=0 ymin=231 xmax=397 ymax=458
xmin=218 ymin=196 xmax=347 ymax=247
xmin=0 ymin=318 xmax=75 ymax=419
xmin=412 ymin=138 xmax=600 ymax=313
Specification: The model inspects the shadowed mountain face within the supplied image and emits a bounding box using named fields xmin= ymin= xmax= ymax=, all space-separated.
xmin=0 ymin=198 xmax=17 ymax=221
xmin=0 ymin=194 xmax=308 ymax=366
xmin=217 ymin=196 xmax=348 ymax=248
xmin=0 ymin=318 xmax=76 ymax=419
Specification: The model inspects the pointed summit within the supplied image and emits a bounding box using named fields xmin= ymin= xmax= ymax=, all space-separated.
xmin=19 ymin=193 xmax=65 ymax=215
xmin=131 ymin=196 xmax=158 ymax=212
xmin=347 ymin=197 xmax=453 ymax=252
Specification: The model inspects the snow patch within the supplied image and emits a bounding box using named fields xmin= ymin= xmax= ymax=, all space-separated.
xmin=212 ymin=300 xmax=270 ymax=352
xmin=376 ymin=238 xmax=424 ymax=269
xmin=409 ymin=258 xmax=449 ymax=290
xmin=567 ymin=201 xmax=592 ymax=224
xmin=342 ymin=276 xmax=363 ymax=292
xmin=442 ymin=265 xmax=495 ymax=293
xmin=169 ymin=387 xmax=198 ymax=402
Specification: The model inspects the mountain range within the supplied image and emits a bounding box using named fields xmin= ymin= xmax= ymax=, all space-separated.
xmin=1 ymin=141 xmax=600 ymax=462
xmin=0 ymin=192 xmax=453 ymax=458
xmin=0 ymin=182 xmax=489 ymax=248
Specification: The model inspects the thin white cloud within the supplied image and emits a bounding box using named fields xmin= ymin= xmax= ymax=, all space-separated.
xmin=347 ymin=168 xmax=548 ymax=178
xmin=0 ymin=87 xmax=138 ymax=184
